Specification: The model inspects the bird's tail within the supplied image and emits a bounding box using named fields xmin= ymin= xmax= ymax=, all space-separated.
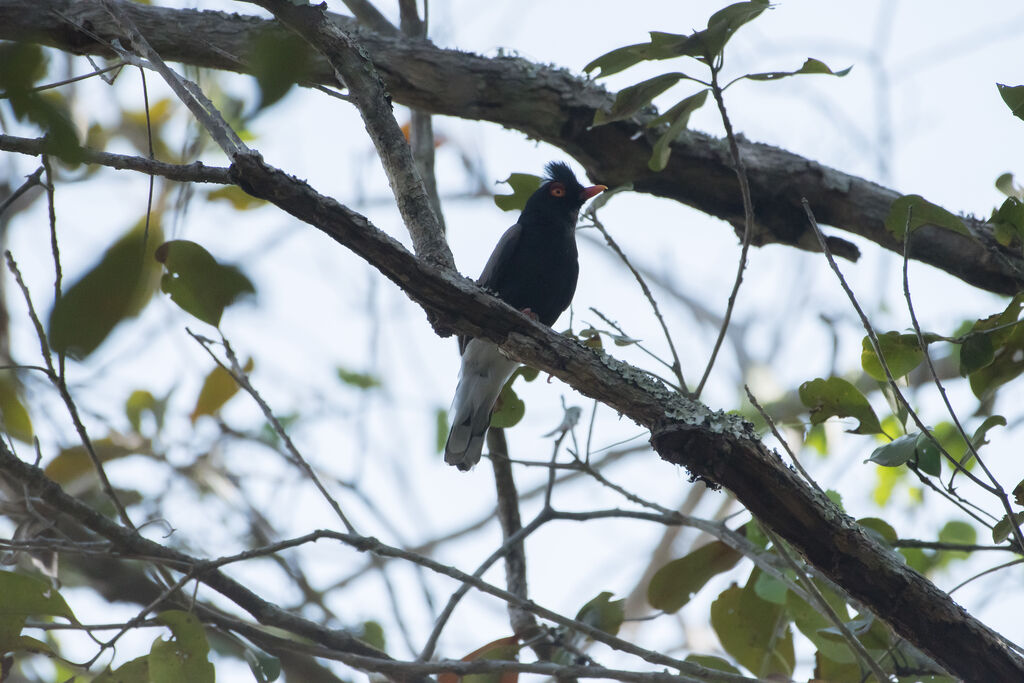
xmin=444 ymin=340 xmax=519 ymax=471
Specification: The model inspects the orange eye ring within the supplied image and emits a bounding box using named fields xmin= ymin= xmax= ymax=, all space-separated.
xmin=549 ymin=183 xmax=566 ymax=197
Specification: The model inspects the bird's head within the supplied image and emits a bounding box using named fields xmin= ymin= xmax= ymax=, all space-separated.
xmin=521 ymin=161 xmax=606 ymax=225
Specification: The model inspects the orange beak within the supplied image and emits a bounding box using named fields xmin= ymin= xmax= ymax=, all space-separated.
xmin=580 ymin=184 xmax=607 ymax=201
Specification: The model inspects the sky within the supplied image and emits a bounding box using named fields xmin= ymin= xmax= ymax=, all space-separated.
xmin=4 ymin=0 xmax=1024 ymax=679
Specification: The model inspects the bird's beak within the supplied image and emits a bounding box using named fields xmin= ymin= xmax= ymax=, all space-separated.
xmin=580 ymin=184 xmax=607 ymax=201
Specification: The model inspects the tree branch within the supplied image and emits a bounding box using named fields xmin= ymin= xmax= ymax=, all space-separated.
xmin=223 ymin=150 xmax=1024 ymax=682
xmin=5 ymin=0 xmax=1023 ymax=294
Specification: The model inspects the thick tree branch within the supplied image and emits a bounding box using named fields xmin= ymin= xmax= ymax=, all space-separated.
xmin=224 ymin=149 xmax=1024 ymax=682
xmin=4 ymin=0 xmax=1023 ymax=294
xmin=242 ymin=0 xmax=453 ymax=271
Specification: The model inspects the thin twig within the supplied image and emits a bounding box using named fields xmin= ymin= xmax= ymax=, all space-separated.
xmin=188 ymin=330 xmax=357 ymax=534
xmin=587 ymin=212 xmax=686 ymax=392
xmin=0 ymin=166 xmax=44 ymax=218
xmin=745 ymin=385 xmax=825 ymax=496
xmin=695 ymin=66 xmax=755 ymax=398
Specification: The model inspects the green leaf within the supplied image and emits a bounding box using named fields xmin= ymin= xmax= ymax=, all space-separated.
xmin=648 ymin=90 xmax=709 ymax=171
xmin=583 ymin=43 xmax=660 ymax=78
xmin=49 ymin=218 xmax=163 ymax=358
xmin=593 ymin=72 xmax=686 ymax=126
xmin=798 ymin=377 xmax=882 ymax=435
xmin=150 ymin=610 xmax=215 ymax=683
xmin=250 ymin=30 xmax=314 ymax=110
xmin=156 ymin=240 xmax=255 ymax=327
xmin=996 ymin=172 xmax=1024 ymax=199
xmin=743 ymin=57 xmax=852 ymax=82
xmin=489 ymin=381 xmax=525 ymax=429
xmin=494 ymin=173 xmax=541 ymax=212
xmin=997 ymin=83 xmax=1024 ymax=121
xmin=439 ymin=636 xmax=520 ymax=683
xmin=1014 ymin=479 xmax=1024 ymax=507
xmin=125 ymin=389 xmax=168 ymax=435
xmin=575 ymin=592 xmax=624 ymax=636
xmin=648 ymin=540 xmax=742 ymax=612
xmin=206 ymin=185 xmax=268 ymax=210
xmin=752 ymin=571 xmax=788 ymax=605
xmin=435 ymin=407 xmax=449 ymax=453
xmin=698 ymin=0 xmax=770 ymax=62
xmin=684 ymin=654 xmax=741 ymax=675
xmin=94 ymin=656 xmax=150 ymax=683
xmin=857 ymin=517 xmax=897 ymax=546
xmin=190 ymin=357 xmax=254 ymax=423
xmin=885 ymin=194 xmax=968 ymax=239
xmin=337 ymin=367 xmax=382 ymax=390
xmin=992 ymin=512 xmax=1024 ymax=544
xmin=915 ymin=432 xmax=941 ymax=477
xmin=825 ymin=489 xmax=844 ymax=511
xmin=243 ymin=647 xmax=281 ymax=683
xmin=959 ymin=333 xmax=995 ymax=375
xmin=0 ymin=571 xmax=76 ymax=652
xmin=786 ymin=582 xmax=853 ymax=663
xmin=971 ymin=415 xmax=1005 ymax=450
xmin=353 ymin=620 xmax=386 ymax=651
xmin=937 ymin=520 xmax=976 ymax=563
xmin=0 ymin=371 xmax=33 ymax=443
xmin=860 ymin=332 xmax=928 ymax=381
xmin=44 ymin=434 xmax=150 ymax=486
xmin=710 ymin=575 xmax=795 ymax=678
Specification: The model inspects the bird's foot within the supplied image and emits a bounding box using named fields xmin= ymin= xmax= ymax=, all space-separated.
xmin=519 ymin=307 xmax=539 ymax=321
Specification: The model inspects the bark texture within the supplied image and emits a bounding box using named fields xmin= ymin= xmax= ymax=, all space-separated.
xmin=3 ymin=0 xmax=1023 ymax=294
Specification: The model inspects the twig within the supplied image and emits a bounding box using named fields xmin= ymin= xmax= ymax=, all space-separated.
xmin=763 ymin=527 xmax=893 ymax=682
xmin=0 ymin=166 xmax=44 ymax=218
xmin=695 ymin=66 xmax=756 ymax=399
xmin=0 ymin=133 xmax=232 ymax=184
xmin=4 ymin=251 xmax=136 ymax=530
xmin=901 ymin=221 xmax=1024 ymax=549
xmin=587 ymin=212 xmax=686 ymax=392
xmin=745 ymin=385 xmax=825 ymax=496
xmin=188 ymin=330 xmax=357 ymax=534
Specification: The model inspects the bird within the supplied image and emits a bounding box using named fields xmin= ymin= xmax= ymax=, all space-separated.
xmin=444 ymin=161 xmax=607 ymax=471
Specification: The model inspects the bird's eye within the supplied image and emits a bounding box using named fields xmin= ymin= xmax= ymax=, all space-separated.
xmin=550 ymin=183 xmax=566 ymax=197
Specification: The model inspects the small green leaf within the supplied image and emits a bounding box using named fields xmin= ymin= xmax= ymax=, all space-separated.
xmin=648 ymin=90 xmax=708 ymax=171
xmin=336 ymin=367 xmax=382 ymax=390
xmin=489 ymin=382 xmax=525 ymax=429
xmin=206 ymin=185 xmax=267 ymax=210
xmin=594 ymin=72 xmax=686 ymax=126
xmin=997 ymin=83 xmax=1024 ymax=121
xmin=494 ymin=173 xmax=541 ymax=212
xmin=648 ymin=540 xmax=742 ymax=612
xmin=243 ymin=647 xmax=281 ymax=683
xmin=94 ymin=656 xmax=150 ymax=683
xmin=752 ymin=571 xmax=788 ymax=605
xmin=0 ymin=371 xmax=32 ymax=443
xmin=857 ymin=517 xmax=897 ymax=546
xmin=915 ymin=432 xmax=941 ymax=477
xmin=992 ymin=512 xmax=1024 ymax=544
xmin=938 ymin=520 xmax=976 ymax=562
xmin=996 ymin=172 xmax=1024 ymax=199
xmin=45 ymin=434 xmax=150 ymax=486
xmin=50 ymin=218 xmax=163 ymax=358
xmin=435 ymin=407 xmax=449 ymax=453
xmin=190 ymin=357 xmax=254 ymax=423
xmin=150 ymin=610 xmax=215 ymax=683
xmin=971 ymin=415 xmax=1006 ymax=450
xmin=825 ymin=489 xmax=844 ymax=511
xmin=250 ymin=30 xmax=314 ymax=110
xmin=155 ymin=240 xmax=255 ymax=327
xmin=0 ymin=571 xmax=76 ymax=621
xmin=575 ymin=591 xmax=624 ymax=636
xmin=584 ymin=43 xmax=659 ymax=78
xmin=798 ymin=377 xmax=882 ymax=435
xmin=867 ymin=434 xmax=917 ymax=468
xmin=959 ymin=333 xmax=995 ymax=375
xmin=860 ymin=332 xmax=928 ymax=381
xmin=684 ymin=654 xmax=741 ymax=675
xmin=698 ymin=0 xmax=771 ymax=62
xmin=353 ymin=620 xmax=386 ymax=651
xmin=885 ymin=194 xmax=968 ymax=239
xmin=1014 ymin=479 xmax=1024 ymax=507
xmin=743 ymin=57 xmax=852 ymax=82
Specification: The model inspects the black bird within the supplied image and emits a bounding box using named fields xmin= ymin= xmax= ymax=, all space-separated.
xmin=444 ymin=162 xmax=606 ymax=470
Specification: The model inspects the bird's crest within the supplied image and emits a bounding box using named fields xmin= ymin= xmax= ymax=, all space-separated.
xmin=544 ymin=161 xmax=580 ymax=187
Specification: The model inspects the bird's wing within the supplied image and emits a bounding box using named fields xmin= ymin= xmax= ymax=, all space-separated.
xmin=477 ymin=221 xmax=522 ymax=292
xmin=459 ymin=222 xmax=522 ymax=355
